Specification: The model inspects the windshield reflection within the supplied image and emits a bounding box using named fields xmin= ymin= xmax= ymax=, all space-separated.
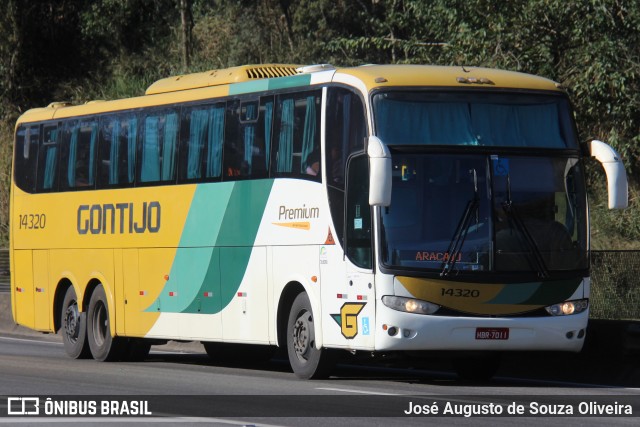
xmin=373 ymin=91 xmax=577 ymax=149
xmin=380 ymin=154 xmax=588 ymax=277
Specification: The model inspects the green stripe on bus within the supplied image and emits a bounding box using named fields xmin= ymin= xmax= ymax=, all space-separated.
xmin=146 ymin=180 xmax=274 ymax=314
xmin=228 ymin=80 xmax=270 ymax=95
xmin=486 ymin=279 xmax=581 ymax=305
xmin=228 ymin=74 xmax=312 ymax=95
xmin=268 ymin=74 xmax=311 ymax=90
xmin=520 ymin=278 xmax=582 ymax=305
xmin=484 ymin=281 xmax=540 ymax=304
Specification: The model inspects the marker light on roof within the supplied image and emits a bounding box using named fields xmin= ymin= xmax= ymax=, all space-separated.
xmin=456 ymin=77 xmax=495 ymax=85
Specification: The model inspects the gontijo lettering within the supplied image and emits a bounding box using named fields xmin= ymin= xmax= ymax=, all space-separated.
xmin=77 ymin=201 xmax=161 ymax=235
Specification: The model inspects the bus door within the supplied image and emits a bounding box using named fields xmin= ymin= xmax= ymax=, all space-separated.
xmin=321 ymin=154 xmax=375 ymax=350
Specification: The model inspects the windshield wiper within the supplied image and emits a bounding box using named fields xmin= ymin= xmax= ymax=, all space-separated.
xmin=441 ymin=169 xmax=480 ymax=277
xmin=501 ymin=174 xmax=549 ymax=279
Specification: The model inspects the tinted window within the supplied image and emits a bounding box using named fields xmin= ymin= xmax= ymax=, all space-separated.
xmin=59 ymin=120 xmax=98 ymax=190
xmin=271 ymin=90 xmax=321 ymax=180
xmin=14 ymin=125 xmax=39 ymax=193
xmin=138 ymin=109 xmax=179 ymax=184
xmin=98 ymin=114 xmax=138 ymax=187
xmin=346 ymin=154 xmax=372 ymax=269
xmin=37 ymin=125 xmax=60 ymax=192
xmin=179 ymin=102 xmax=225 ymax=182
xmin=325 ymin=87 xmax=367 ymax=246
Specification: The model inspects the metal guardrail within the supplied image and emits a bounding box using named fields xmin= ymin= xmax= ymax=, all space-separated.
xmin=0 ymin=250 xmax=638 ymax=319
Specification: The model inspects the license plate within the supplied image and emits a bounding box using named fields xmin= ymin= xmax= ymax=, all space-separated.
xmin=475 ymin=327 xmax=509 ymax=340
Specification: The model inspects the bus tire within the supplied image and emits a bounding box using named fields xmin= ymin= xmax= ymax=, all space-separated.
xmin=61 ymin=286 xmax=91 ymax=359
xmin=286 ymin=292 xmax=335 ymax=379
xmin=87 ymin=284 xmax=123 ymax=362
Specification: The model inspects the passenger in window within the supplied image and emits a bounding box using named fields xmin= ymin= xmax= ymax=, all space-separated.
xmin=225 ymin=144 xmax=242 ymax=178
xmin=305 ymin=148 xmax=320 ymax=176
xmin=75 ymin=165 xmax=91 ymax=187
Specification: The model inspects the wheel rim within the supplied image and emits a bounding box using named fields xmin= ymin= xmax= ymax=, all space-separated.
xmin=64 ymin=300 xmax=80 ymax=344
xmin=292 ymin=310 xmax=314 ymax=363
xmin=92 ymin=301 xmax=108 ymax=347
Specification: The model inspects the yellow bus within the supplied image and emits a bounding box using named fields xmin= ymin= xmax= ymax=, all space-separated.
xmin=10 ymin=63 xmax=627 ymax=379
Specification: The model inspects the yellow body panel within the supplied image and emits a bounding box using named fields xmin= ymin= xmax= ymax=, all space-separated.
xmin=338 ymin=64 xmax=562 ymax=92
xmin=33 ymin=250 xmax=50 ymax=330
xmin=12 ymin=185 xmax=195 ymax=250
xmin=11 ymin=184 xmax=196 ymax=334
xmin=12 ymin=250 xmax=35 ymax=328
xmin=145 ymin=64 xmax=300 ymax=95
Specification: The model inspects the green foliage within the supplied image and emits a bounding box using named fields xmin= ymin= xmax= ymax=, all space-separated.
xmin=590 ymin=251 xmax=640 ymax=319
xmin=0 ymin=118 xmax=12 ymax=248
xmin=0 ymin=0 xmax=638 ymax=248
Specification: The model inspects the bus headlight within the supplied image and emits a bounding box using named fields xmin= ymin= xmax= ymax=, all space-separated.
xmin=545 ymin=299 xmax=588 ymax=316
xmin=382 ymin=296 xmax=440 ymax=315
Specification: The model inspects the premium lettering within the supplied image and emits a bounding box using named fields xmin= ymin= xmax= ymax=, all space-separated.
xmin=278 ymin=204 xmax=319 ymax=221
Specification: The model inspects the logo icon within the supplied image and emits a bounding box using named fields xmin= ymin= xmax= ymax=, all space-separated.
xmin=331 ymin=302 xmax=366 ymax=339
xmin=7 ymin=397 xmax=40 ymax=415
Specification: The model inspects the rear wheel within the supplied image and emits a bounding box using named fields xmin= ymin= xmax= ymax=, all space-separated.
xmin=286 ymin=292 xmax=335 ymax=379
xmin=87 ymin=284 xmax=123 ymax=361
xmin=61 ymin=286 xmax=91 ymax=359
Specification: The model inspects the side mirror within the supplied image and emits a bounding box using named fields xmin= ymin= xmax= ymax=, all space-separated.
xmin=589 ymin=139 xmax=628 ymax=209
xmin=368 ymin=136 xmax=392 ymax=206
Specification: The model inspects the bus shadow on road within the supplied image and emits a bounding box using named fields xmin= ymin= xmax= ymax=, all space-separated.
xmin=142 ymin=346 xmax=637 ymax=388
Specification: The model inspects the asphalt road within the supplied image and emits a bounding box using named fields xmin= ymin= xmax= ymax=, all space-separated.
xmin=0 ymin=334 xmax=638 ymax=427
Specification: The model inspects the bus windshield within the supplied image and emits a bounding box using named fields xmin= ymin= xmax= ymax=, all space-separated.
xmin=375 ymin=90 xmax=589 ymax=277
xmin=373 ymin=91 xmax=577 ymax=149
xmin=380 ymin=153 xmax=588 ymax=276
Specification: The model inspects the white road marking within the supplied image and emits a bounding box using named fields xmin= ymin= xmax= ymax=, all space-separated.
xmin=0 ymin=417 xmax=287 ymax=426
xmin=0 ymin=336 xmax=62 ymax=345
xmin=316 ymin=387 xmax=401 ymax=396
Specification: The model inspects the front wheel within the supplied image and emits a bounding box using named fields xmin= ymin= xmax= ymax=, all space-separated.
xmin=60 ymin=286 xmax=91 ymax=359
xmin=87 ymin=284 xmax=123 ymax=361
xmin=286 ymin=292 xmax=335 ymax=379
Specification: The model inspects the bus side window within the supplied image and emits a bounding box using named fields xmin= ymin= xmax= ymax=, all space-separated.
xmin=325 ymin=87 xmax=367 ymax=247
xmin=345 ymin=154 xmax=372 ymax=269
xmin=223 ymin=97 xmax=273 ymax=180
xmin=98 ymin=114 xmax=138 ymax=188
xmin=59 ymin=120 xmax=98 ymax=190
xmin=223 ymin=100 xmax=246 ymax=179
xmin=14 ymin=125 xmax=39 ymax=193
xmin=37 ymin=125 xmax=59 ymax=192
xmin=179 ymin=102 xmax=225 ymax=182
xmin=271 ymin=91 xmax=321 ymax=180
xmin=139 ymin=109 xmax=179 ymax=184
